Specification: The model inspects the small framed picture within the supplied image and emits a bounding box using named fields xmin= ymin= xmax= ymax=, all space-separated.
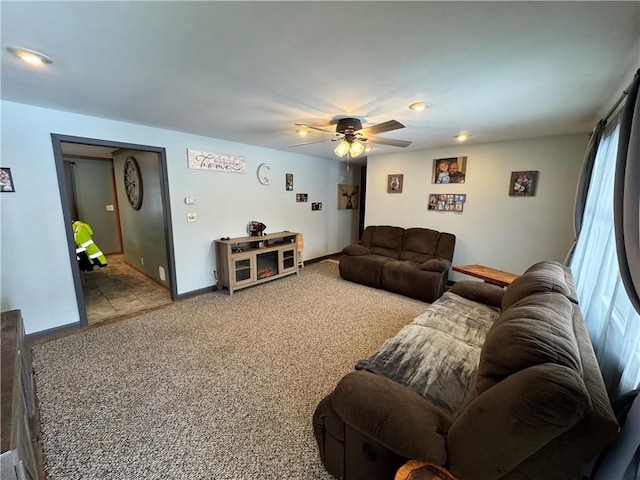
xmin=286 ymin=173 xmax=293 ymax=191
xmin=0 ymin=167 xmax=15 ymax=192
xmin=509 ymin=171 xmax=538 ymax=196
xmin=387 ymin=174 xmax=404 ymax=193
xmin=432 ymin=157 xmax=467 ymax=184
xmin=312 ymin=202 xmax=322 ymax=211
xmin=296 ymin=193 xmax=308 ymax=202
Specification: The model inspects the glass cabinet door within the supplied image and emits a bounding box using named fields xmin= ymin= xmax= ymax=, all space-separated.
xmin=280 ymin=247 xmax=296 ymax=273
xmin=232 ymin=255 xmax=254 ymax=286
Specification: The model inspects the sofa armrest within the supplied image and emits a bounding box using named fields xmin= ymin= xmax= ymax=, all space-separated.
xmin=420 ymin=258 xmax=451 ymax=272
xmin=447 ymin=363 xmax=591 ymax=479
xmin=330 ymin=371 xmax=451 ymax=464
xmin=448 ymin=281 xmax=504 ymax=309
xmin=342 ymin=244 xmax=370 ymax=256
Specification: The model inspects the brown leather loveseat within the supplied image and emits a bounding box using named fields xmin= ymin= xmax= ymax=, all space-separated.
xmin=339 ymin=225 xmax=456 ymax=303
xmin=314 ymin=261 xmax=619 ymax=480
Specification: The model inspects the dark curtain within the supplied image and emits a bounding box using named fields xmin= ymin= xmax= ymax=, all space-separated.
xmin=565 ymin=120 xmax=606 ymax=265
xmin=614 ymin=69 xmax=640 ymax=315
xmin=575 ymin=121 xmax=606 ymax=237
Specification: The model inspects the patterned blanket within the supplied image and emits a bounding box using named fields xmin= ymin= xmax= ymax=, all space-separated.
xmin=355 ymin=291 xmax=499 ymax=417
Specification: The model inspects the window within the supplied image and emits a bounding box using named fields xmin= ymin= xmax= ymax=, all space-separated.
xmin=571 ymin=111 xmax=640 ymax=398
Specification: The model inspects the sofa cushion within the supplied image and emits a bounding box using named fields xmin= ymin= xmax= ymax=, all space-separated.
xmin=356 ymin=291 xmax=499 ymax=417
xmin=420 ymin=258 xmax=451 ymax=272
xmin=381 ymin=260 xmax=449 ymax=303
xmin=360 ymin=225 xmax=376 ymax=248
xmin=339 ymin=254 xmax=390 ymax=289
xmin=342 ymin=244 xmax=369 ymax=256
xmin=370 ymin=226 xmax=405 ymax=259
xmin=449 ymin=281 xmax=504 ymax=309
xmin=400 ymin=228 xmax=441 ymax=263
xmin=502 ymin=261 xmax=577 ymax=310
xmin=448 ymin=363 xmax=592 ymax=480
xmin=477 ymin=292 xmax=583 ymax=394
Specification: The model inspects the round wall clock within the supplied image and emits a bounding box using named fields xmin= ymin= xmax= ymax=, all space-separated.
xmin=124 ymin=156 xmax=143 ymax=210
xmin=257 ymin=163 xmax=271 ymax=185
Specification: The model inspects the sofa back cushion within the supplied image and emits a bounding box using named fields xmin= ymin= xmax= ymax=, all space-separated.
xmin=360 ymin=225 xmax=375 ymax=248
xmin=477 ymin=292 xmax=583 ymax=394
xmin=502 ymin=261 xmax=577 ymax=310
xmin=435 ymin=232 xmax=456 ymax=261
xmin=477 ymin=259 xmax=584 ymax=395
xmin=369 ymin=226 xmax=405 ymax=259
xmin=399 ymin=228 xmax=441 ymax=263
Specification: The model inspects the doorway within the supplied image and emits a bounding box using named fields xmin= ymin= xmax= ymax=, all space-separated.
xmin=51 ymin=134 xmax=177 ymax=327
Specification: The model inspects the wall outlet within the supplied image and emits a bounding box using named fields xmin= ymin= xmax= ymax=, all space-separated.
xmin=187 ymin=213 xmax=197 ymax=222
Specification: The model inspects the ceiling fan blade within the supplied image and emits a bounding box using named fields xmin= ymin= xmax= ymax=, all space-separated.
xmin=295 ymin=123 xmax=334 ymax=133
xmin=288 ymin=138 xmax=335 ymax=147
xmin=366 ymin=136 xmax=412 ymax=148
xmin=359 ymin=119 xmax=405 ymax=136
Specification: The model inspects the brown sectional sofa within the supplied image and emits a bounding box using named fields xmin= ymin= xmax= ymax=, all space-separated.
xmin=313 ymin=261 xmax=619 ymax=480
xmin=339 ymin=225 xmax=456 ymax=303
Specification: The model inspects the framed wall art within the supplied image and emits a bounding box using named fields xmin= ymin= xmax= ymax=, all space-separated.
xmin=432 ymin=156 xmax=467 ymax=184
xmin=509 ymin=171 xmax=538 ymax=196
xmin=312 ymin=202 xmax=322 ymax=211
xmin=428 ymin=193 xmax=467 ymax=212
xmin=387 ymin=174 xmax=403 ymax=193
xmin=0 ymin=167 xmax=15 ymax=192
xmin=296 ymin=193 xmax=308 ymax=202
xmin=286 ymin=173 xmax=293 ymax=191
xmin=337 ymin=184 xmax=359 ymax=210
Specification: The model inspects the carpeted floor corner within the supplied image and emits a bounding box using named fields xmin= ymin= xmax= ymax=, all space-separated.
xmin=32 ymin=261 xmax=427 ymax=479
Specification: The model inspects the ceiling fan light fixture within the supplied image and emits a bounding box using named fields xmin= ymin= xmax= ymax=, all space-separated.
xmin=455 ymin=133 xmax=470 ymax=141
xmin=7 ymin=46 xmax=53 ymax=66
xmin=349 ymin=140 xmax=365 ymax=157
xmin=296 ymin=125 xmax=309 ymax=136
xmin=334 ymin=140 xmax=350 ymax=157
xmin=409 ymin=102 xmax=430 ymax=111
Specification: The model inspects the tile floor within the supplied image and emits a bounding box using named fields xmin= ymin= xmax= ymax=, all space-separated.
xmin=82 ymin=254 xmax=172 ymax=325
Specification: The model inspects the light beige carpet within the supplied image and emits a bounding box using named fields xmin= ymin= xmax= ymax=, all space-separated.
xmin=33 ymin=261 xmax=427 ymax=479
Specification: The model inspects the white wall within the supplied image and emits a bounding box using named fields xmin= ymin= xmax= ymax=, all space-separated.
xmin=365 ymin=133 xmax=588 ymax=279
xmin=0 ymin=100 xmax=359 ymax=334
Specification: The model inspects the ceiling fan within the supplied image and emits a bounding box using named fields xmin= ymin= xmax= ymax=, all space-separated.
xmin=288 ymin=117 xmax=412 ymax=160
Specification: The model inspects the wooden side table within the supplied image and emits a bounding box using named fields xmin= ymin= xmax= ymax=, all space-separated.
xmin=395 ymin=460 xmax=458 ymax=480
xmin=452 ymin=264 xmax=518 ymax=287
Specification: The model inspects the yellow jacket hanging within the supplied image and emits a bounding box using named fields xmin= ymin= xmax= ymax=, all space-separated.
xmin=72 ymin=221 xmax=107 ymax=270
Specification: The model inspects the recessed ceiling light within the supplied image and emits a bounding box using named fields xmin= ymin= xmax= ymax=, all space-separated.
xmin=455 ymin=133 xmax=470 ymax=141
xmin=409 ymin=102 xmax=431 ymax=111
xmin=7 ymin=46 xmax=53 ymax=66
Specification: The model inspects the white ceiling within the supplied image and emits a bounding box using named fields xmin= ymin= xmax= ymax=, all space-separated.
xmin=2 ymin=1 xmax=639 ymax=161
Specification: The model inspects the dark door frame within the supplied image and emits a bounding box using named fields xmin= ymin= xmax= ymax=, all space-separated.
xmin=50 ymin=134 xmax=177 ymax=328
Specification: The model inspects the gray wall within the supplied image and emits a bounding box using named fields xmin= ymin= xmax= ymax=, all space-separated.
xmin=70 ymin=158 xmax=121 ymax=254
xmin=113 ymin=150 xmax=168 ymax=286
